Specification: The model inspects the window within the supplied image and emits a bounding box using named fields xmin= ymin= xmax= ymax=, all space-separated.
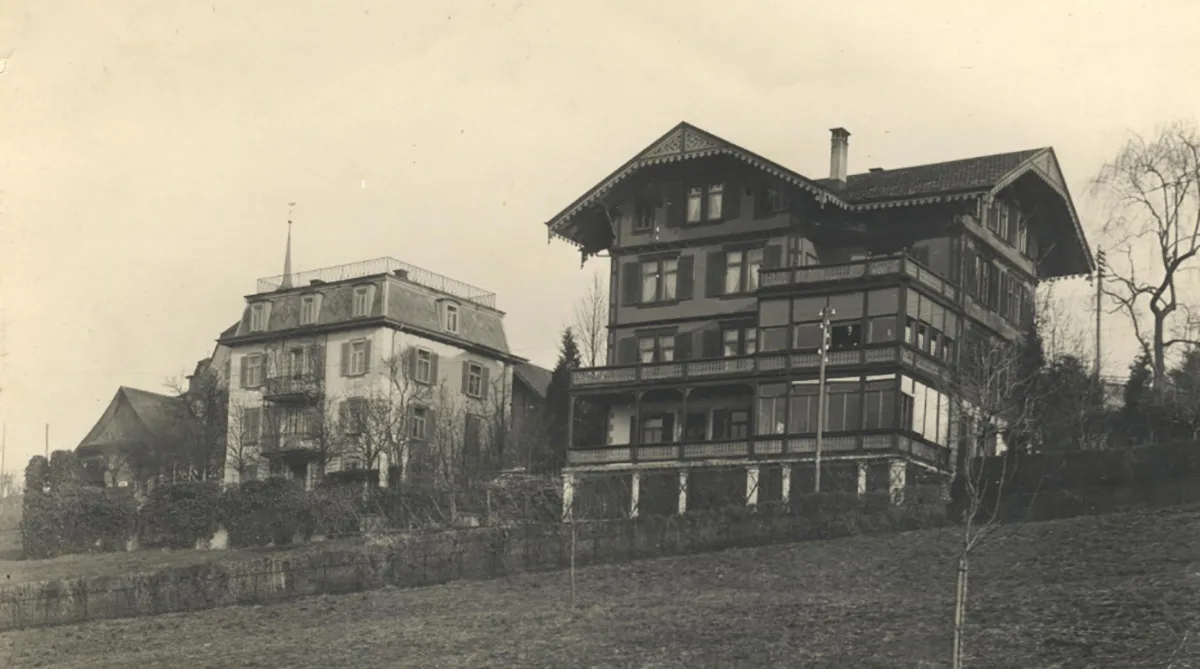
xmin=640 ymin=258 xmax=679 ymax=303
xmin=683 ymin=412 xmax=707 ymax=441
xmin=633 ymin=201 xmax=655 ymax=233
xmin=825 ymin=392 xmax=862 ymax=432
xmin=641 ymin=414 xmax=674 ymax=444
xmin=414 ymin=348 xmax=433 ymax=384
xmin=756 ymin=187 xmax=789 ymax=216
xmin=725 ymin=248 xmax=764 ymax=293
xmin=793 ymin=323 xmax=823 ymax=350
xmin=250 ymin=303 xmax=268 ymax=332
xmin=868 ymin=317 xmax=897 ymax=344
xmin=348 ymin=340 xmax=368 ymax=376
xmin=829 ymin=323 xmax=862 ymax=351
xmin=638 ymin=335 xmax=675 ymax=363
xmin=706 ymin=184 xmax=724 ymax=220
xmin=713 ymin=409 xmax=750 ymax=440
xmin=243 ymin=354 xmax=264 ymax=388
xmin=997 ymin=204 xmax=1010 ymax=243
xmin=352 ymin=286 xmax=370 ymax=317
xmin=410 ymin=406 xmax=428 ymax=440
xmin=466 ymin=362 xmax=484 ymax=398
xmin=863 ymin=390 xmax=896 ymax=429
xmin=341 ymin=397 xmax=367 ymax=434
xmin=756 ymin=396 xmax=787 ymax=435
xmin=287 ymin=348 xmax=306 ymax=378
xmin=464 ymin=414 xmax=484 ymax=459
xmin=444 ymin=303 xmax=459 ymax=333
xmin=788 ymin=393 xmax=819 ymax=433
xmin=687 ymin=187 xmax=703 ymax=222
xmin=241 ymin=407 xmax=261 ymax=444
xmin=300 ymin=295 xmax=317 ymax=325
xmin=722 ymin=327 xmax=758 ymax=357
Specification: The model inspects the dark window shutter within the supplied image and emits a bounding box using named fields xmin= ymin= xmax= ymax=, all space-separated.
xmin=403 ymin=348 xmax=415 ymax=379
xmin=676 ymin=255 xmax=695 ymax=300
xmin=763 ymin=244 xmax=783 ymax=270
xmin=338 ymin=401 xmax=349 ymax=427
xmin=363 ymin=340 xmax=373 ymax=374
xmin=662 ymin=413 xmax=676 ymax=443
xmin=705 ymin=251 xmax=725 ymax=297
xmin=426 ymin=408 xmax=436 ymax=442
xmin=309 ymin=345 xmax=324 ymax=375
xmin=998 ymin=273 xmax=1009 ymax=317
xmin=702 ymin=328 xmax=722 ymax=358
xmin=340 ymin=343 xmax=350 ymax=376
xmin=674 ymin=332 xmax=692 ymax=360
xmin=461 ymin=362 xmax=470 ymax=393
xmin=617 ymin=337 xmax=637 ymax=365
xmin=667 ymin=185 xmax=686 ymax=226
xmin=622 ymin=262 xmax=640 ymax=306
xmin=712 ymin=409 xmax=728 ymax=440
xmin=723 ymin=181 xmax=741 ymax=219
xmin=429 ymin=352 xmax=440 ymax=385
xmin=480 ymin=366 xmax=491 ymax=400
xmin=629 ymin=414 xmax=638 ymax=444
xmin=239 ymin=357 xmax=248 ymax=389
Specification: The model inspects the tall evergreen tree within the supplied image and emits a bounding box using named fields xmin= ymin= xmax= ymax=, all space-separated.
xmin=541 ymin=328 xmax=583 ymax=473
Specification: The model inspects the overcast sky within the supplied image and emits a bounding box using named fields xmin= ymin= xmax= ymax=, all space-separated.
xmin=1 ymin=0 xmax=1198 ymax=471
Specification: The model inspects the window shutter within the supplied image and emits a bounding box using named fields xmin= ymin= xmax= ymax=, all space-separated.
xmin=480 ymin=366 xmax=490 ymax=400
xmin=763 ymin=244 xmax=783 ymax=270
xmin=622 ymin=262 xmax=640 ymax=306
xmin=667 ymin=185 xmax=686 ymax=226
xmin=338 ymin=401 xmax=349 ymax=428
xmin=429 ymin=352 xmax=440 ymax=385
xmin=363 ymin=340 xmax=373 ymax=373
xmin=676 ymin=255 xmax=695 ymax=300
xmin=617 ymin=337 xmax=637 ymax=365
xmin=403 ymin=347 xmax=415 ymax=379
xmin=461 ymin=362 xmax=470 ymax=393
xmin=426 ymin=408 xmax=436 ymax=442
xmin=702 ymin=328 xmax=722 ymax=358
xmin=340 ymin=342 xmax=350 ymax=377
xmin=712 ymin=409 xmax=728 ymax=440
xmin=629 ymin=415 xmax=638 ymax=444
xmin=998 ymin=272 xmax=1008 ymax=316
xmin=705 ymin=251 xmax=725 ymax=297
xmin=662 ymin=413 xmax=676 ymax=443
xmin=674 ymin=332 xmax=692 ymax=361
xmin=723 ymin=181 xmax=741 ymax=219
xmin=239 ymin=357 xmax=247 ymax=389
xmin=309 ymin=346 xmax=324 ymax=375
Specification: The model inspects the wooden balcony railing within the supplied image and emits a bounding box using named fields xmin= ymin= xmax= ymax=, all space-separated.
xmin=570 ymin=344 xmax=948 ymax=387
xmin=759 ymin=254 xmax=958 ymax=302
xmin=566 ymin=432 xmax=951 ymax=470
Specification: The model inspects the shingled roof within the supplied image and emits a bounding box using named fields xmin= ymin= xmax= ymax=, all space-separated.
xmin=77 ymin=386 xmax=194 ymax=453
xmin=820 ymin=149 xmax=1044 ymax=204
xmin=513 ymin=362 xmax=552 ymax=399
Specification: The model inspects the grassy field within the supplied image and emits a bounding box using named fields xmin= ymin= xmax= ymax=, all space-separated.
xmin=2 ymin=506 xmax=1198 ymax=669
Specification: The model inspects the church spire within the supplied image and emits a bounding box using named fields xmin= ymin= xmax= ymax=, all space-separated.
xmin=280 ymin=204 xmax=295 ymax=289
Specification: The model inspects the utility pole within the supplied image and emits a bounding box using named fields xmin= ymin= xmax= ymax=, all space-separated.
xmin=1 ymin=423 xmax=5 ymax=497
xmin=44 ymin=423 xmax=49 ymax=459
xmin=1094 ymin=249 xmax=1105 ymax=379
xmin=814 ymin=299 xmax=834 ymax=493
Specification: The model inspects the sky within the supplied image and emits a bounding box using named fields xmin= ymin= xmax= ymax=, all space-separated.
xmin=1 ymin=0 xmax=1198 ymax=472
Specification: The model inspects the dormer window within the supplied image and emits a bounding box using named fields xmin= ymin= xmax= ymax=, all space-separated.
xmin=352 ymin=286 xmax=370 ymax=318
xmin=685 ymin=183 xmax=727 ymax=223
xmin=249 ymin=302 xmax=269 ymax=332
xmin=444 ymin=302 xmax=460 ymax=333
xmin=300 ymin=294 xmax=319 ymax=325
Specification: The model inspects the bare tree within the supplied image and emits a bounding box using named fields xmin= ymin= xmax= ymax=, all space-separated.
xmin=1092 ymin=121 xmax=1200 ymax=396
xmin=573 ymin=269 xmax=609 ymax=367
xmin=164 ymin=365 xmax=229 ymax=482
xmin=223 ymin=398 xmax=260 ymax=483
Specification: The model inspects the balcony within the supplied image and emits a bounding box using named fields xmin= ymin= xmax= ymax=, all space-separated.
xmin=566 ymin=432 xmax=951 ymax=471
xmin=759 ymin=254 xmax=958 ymax=302
xmin=262 ymin=372 xmax=324 ymax=402
xmin=260 ymin=429 xmax=323 ymax=455
xmin=570 ymin=344 xmax=947 ymax=388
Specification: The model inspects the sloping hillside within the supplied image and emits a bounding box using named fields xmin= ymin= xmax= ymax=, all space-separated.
xmin=3 ymin=506 xmax=1198 ymax=669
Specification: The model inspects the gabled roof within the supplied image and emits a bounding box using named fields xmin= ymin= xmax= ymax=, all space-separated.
xmin=544 ymin=121 xmax=1094 ymax=276
xmin=77 ymin=386 xmax=195 ymax=453
xmin=819 ymin=149 xmax=1043 ymax=204
xmin=513 ymin=362 xmax=552 ymax=399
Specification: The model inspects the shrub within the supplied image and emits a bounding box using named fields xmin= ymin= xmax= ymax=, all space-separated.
xmin=22 ymin=485 xmax=138 ymax=558
xmin=20 ymin=491 xmax=57 ymax=559
xmin=219 ymin=478 xmax=307 ymax=548
xmin=24 ymin=456 xmax=49 ymax=495
xmin=48 ymin=451 xmax=85 ymax=492
xmin=304 ymin=485 xmax=361 ymax=538
xmin=140 ymin=482 xmax=222 ymax=549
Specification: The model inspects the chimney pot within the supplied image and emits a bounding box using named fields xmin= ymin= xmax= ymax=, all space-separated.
xmin=829 ymin=127 xmax=851 ymax=185
xmin=393 ymin=269 xmax=409 ymax=280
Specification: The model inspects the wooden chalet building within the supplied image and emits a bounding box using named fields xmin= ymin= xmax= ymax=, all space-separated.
xmin=545 ymin=122 xmax=1093 ymax=517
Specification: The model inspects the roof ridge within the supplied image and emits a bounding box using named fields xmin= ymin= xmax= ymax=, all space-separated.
xmin=837 ymin=147 xmax=1047 ymax=180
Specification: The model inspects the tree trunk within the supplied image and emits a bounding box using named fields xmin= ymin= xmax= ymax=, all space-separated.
xmin=953 ymin=555 xmax=970 ymax=669
xmin=1154 ymin=316 xmax=1167 ymax=400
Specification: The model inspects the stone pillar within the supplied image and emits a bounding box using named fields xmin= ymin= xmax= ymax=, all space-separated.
xmin=629 ymin=471 xmax=641 ymax=519
xmin=857 ymin=461 xmax=868 ymax=497
xmin=562 ymin=472 xmax=577 ymax=521
xmin=889 ymin=459 xmax=907 ymax=505
xmin=745 ymin=466 xmax=760 ymax=506
xmin=677 ymin=469 xmax=688 ymax=515
xmin=781 ymin=465 xmax=792 ymax=505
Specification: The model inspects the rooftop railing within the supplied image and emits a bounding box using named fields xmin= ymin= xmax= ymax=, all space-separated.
xmin=257 ymin=257 xmax=497 ymax=309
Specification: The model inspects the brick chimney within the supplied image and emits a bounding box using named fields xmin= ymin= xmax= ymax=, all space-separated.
xmin=829 ymin=127 xmax=851 ymax=186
